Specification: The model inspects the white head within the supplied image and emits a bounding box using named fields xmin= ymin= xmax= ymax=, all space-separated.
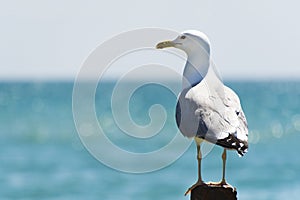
xmin=156 ymin=30 xmax=212 ymax=87
xmin=156 ymin=30 xmax=210 ymax=56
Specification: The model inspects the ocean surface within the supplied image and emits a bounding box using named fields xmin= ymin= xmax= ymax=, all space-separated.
xmin=1 ymin=81 xmax=300 ymax=200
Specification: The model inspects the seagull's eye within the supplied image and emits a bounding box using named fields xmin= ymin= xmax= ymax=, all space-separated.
xmin=180 ymin=35 xmax=186 ymax=39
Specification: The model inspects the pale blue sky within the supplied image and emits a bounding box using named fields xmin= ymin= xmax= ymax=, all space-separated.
xmin=1 ymin=0 xmax=300 ymax=80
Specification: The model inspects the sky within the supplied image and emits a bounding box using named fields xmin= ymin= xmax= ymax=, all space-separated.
xmin=0 ymin=0 xmax=300 ymax=81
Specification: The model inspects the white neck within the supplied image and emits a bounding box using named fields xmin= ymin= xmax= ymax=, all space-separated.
xmin=182 ymin=52 xmax=210 ymax=89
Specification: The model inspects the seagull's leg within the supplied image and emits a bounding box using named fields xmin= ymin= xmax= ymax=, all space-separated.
xmin=220 ymin=149 xmax=227 ymax=185
xmin=209 ymin=149 xmax=232 ymax=187
xmin=184 ymin=138 xmax=204 ymax=196
xmin=196 ymin=141 xmax=203 ymax=183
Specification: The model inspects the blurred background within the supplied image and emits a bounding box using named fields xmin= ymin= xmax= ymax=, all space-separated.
xmin=1 ymin=1 xmax=300 ymax=200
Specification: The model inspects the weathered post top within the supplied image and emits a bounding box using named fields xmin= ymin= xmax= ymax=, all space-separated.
xmin=191 ymin=184 xmax=237 ymax=200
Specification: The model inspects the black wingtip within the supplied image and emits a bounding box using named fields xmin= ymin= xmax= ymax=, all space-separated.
xmin=237 ymin=142 xmax=248 ymax=156
xmin=216 ymin=134 xmax=248 ymax=156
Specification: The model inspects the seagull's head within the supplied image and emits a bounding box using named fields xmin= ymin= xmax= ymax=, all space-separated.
xmin=156 ymin=30 xmax=210 ymax=56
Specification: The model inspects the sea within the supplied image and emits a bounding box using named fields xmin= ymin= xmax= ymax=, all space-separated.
xmin=1 ymin=81 xmax=300 ymax=200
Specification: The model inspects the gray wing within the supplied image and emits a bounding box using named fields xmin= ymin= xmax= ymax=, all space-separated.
xmin=176 ymin=84 xmax=248 ymax=156
xmin=194 ymin=86 xmax=249 ymax=156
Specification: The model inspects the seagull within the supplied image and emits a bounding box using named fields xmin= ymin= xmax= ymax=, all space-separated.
xmin=156 ymin=30 xmax=248 ymax=195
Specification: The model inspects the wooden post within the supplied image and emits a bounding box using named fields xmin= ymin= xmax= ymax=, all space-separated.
xmin=191 ymin=183 xmax=237 ymax=200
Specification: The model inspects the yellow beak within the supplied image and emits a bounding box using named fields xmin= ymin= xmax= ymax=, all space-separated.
xmin=156 ymin=40 xmax=175 ymax=49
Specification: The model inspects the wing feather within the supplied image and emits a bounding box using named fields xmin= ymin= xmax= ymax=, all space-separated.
xmin=176 ymin=83 xmax=248 ymax=155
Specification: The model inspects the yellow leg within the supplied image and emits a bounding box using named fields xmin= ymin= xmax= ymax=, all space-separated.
xmin=184 ymin=138 xmax=204 ymax=196
xmin=208 ymin=149 xmax=231 ymax=187
xmin=197 ymin=142 xmax=202 ymax=182
xmin=221 ymin=149 xmax=227 ymax=185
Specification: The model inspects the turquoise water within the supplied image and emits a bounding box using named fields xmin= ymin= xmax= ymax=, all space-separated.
xmin=1 ymin=81 xmax=300 ymax=199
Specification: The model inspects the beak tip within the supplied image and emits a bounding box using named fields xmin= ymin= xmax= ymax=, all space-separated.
xmin=155 ymin=41 xmax=173 ymax=49
xmin=156 ymin=44 xmax=163 ymax=49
